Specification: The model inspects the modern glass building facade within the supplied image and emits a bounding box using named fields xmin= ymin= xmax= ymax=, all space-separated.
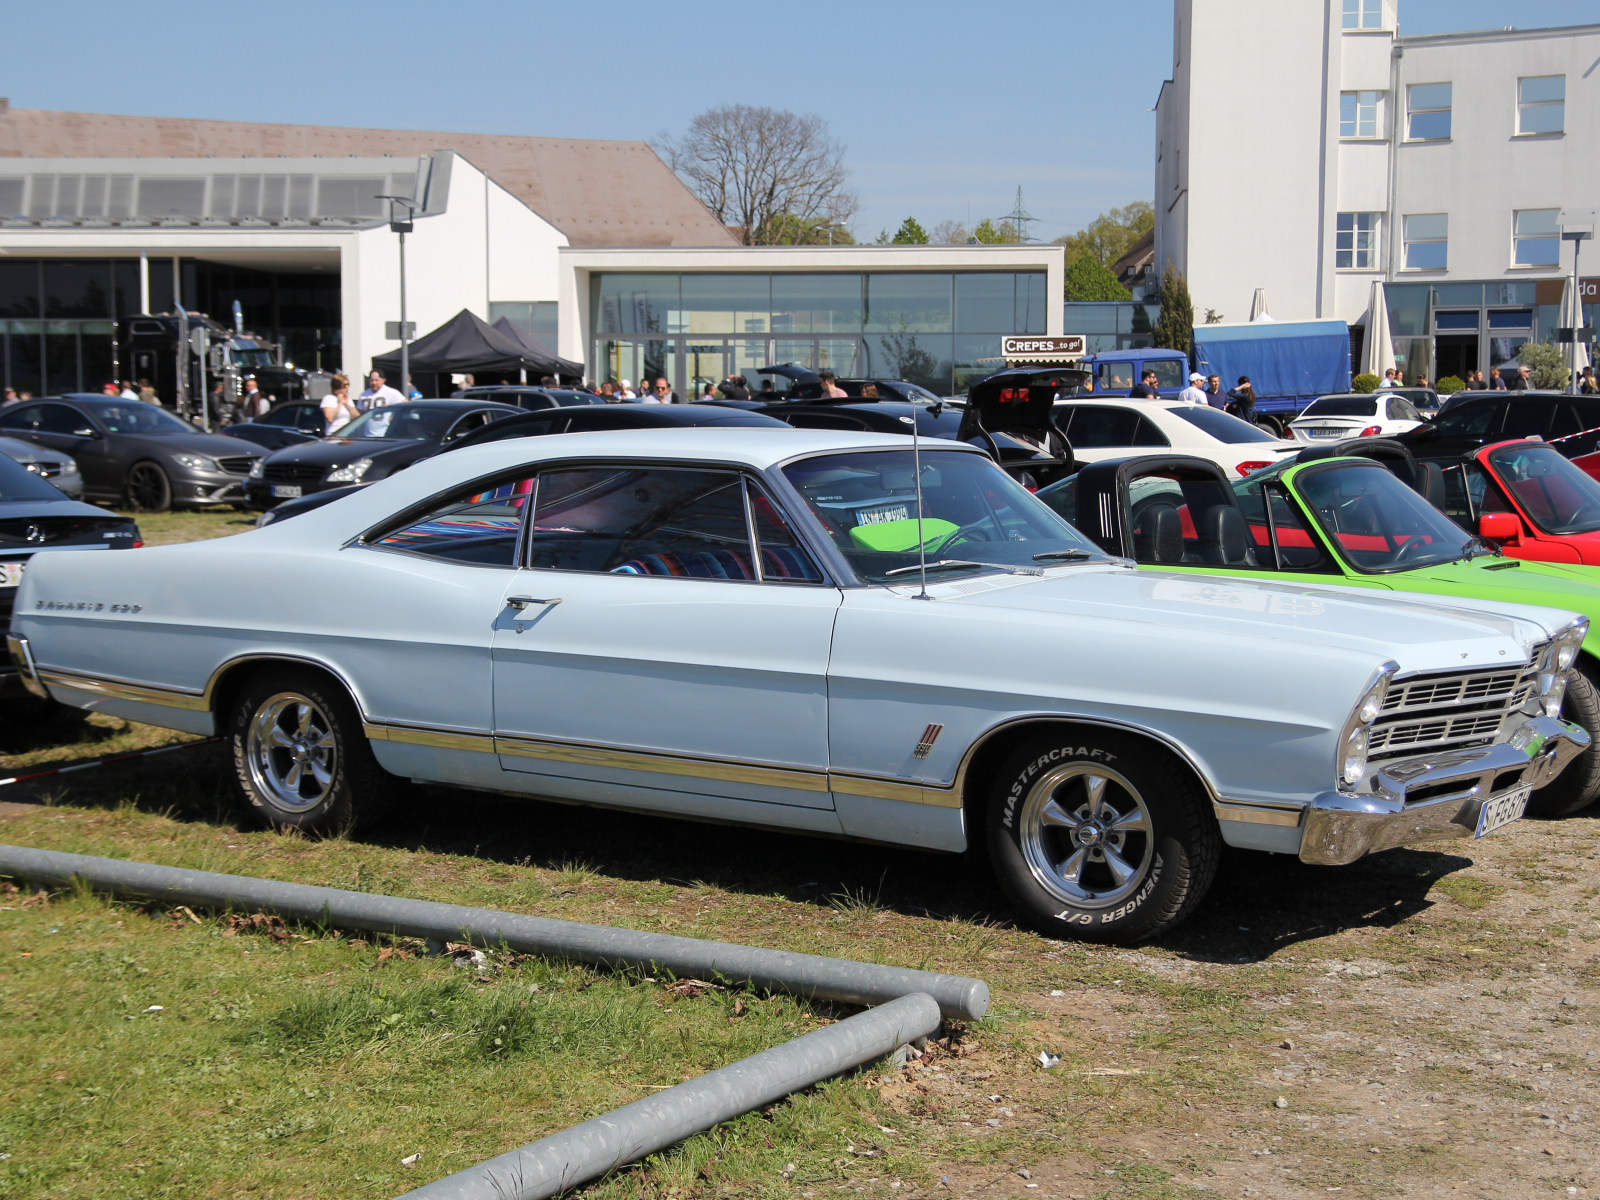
xmin=1062 ymin=301 xmax=1163 ymax=353
xmin=591 ymin=271 xmax=1048 ymax=396
xmin=1383 ymin=280 xmax=1594 ymax=384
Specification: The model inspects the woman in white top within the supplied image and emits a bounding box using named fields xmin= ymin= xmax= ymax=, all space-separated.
xmin=321 ymin=375 xmax=360 ymax=434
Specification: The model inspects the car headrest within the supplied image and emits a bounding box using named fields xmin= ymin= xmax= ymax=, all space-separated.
xmin=1133 ymin=501 xmax=1185 ymax=563
xmin=1201 ymin=504 xmax=1252 ymax=567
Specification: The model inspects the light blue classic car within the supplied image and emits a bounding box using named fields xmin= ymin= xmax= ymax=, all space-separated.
xmin=7 ymin=430 xmax=1590 ymax=943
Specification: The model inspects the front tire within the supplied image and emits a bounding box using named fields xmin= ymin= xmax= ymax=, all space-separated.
xmin=228 ymin=667 xmax=396 ymax=833
xmin=1528 ymin=662 xmax=1600 ymax=817
xmin=986 ymin=730 xmax=1221 ymax=944
xmin=125 ymin=461 xmax=173 ymax=512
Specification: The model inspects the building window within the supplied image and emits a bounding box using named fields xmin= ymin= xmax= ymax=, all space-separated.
xmin=1337 ymin=213 xmax=1380 ymax=269
xmin=1518 ymin=76 xmax=1565 ymax=135
xmin=1342 ymin=0 xmax=1381 ymax=29
xmin=1339 ymin=91 xmax=1381 ymax=138
xmin=489 ymin=301 xmax=558 ymax=345
xmin=1407 ymin=83 xmax=1452 ymax=140
xmin=1513 ymin=210 xmax=1560 ymax=268
xmin=1403 ymin=214 xmax=1448 ymax=270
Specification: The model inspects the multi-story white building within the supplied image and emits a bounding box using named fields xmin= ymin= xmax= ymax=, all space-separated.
xmin=1155 ymin=1 xmax=1598 ymax=383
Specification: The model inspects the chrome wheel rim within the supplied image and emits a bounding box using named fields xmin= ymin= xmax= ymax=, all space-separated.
xmin=246 ymin=692 xmax=337 ymax=813
xmin=1018 ymin=763 xmax=1154 ymax=909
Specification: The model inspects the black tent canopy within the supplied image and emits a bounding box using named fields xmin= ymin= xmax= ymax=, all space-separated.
xmin=370 ymin=309 xmax=582 ymax=390
xmin=491 ymin=317 xmax=582 ymax=380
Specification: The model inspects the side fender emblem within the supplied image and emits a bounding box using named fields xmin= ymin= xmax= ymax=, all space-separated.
xmin=912 ymin=723 xmax=944 ymax=759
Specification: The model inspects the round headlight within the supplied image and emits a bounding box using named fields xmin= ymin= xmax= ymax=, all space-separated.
xmin=1342 ymin=726 xmax=1369 ymax=786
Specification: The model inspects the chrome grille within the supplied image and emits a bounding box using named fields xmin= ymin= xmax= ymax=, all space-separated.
xmin=217 ymin=455 xmax=259 ymax=475
xmin=262 ymin=463 xmax=325 ymax=484
xmin=1370 ymin=661 xmax=1540 ymax=764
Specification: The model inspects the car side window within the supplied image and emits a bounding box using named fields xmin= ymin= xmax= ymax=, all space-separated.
xmin=1505 ymin=400 xmax=1558 ymax=438
xmin=29 ymin=404 xmax=93 ymax=435
xmin=1440 ymin=461 xmax=1514 ymax=527
xmin=0 ymin=405 xmax=42 ymax=432
xmin=444 ymin=410 xmax=505 ymax=442
xmin=297 ymin=406 xmax=329 ymax=433
xmin=1387 ymin=397 xmax=1421 ymax=422
xmin=1148 ymin=360 xmax=1185 ymax=390
xmin=1131 ymin=414 xmax=1171 ymax=447
xmin=528 ymin=467 xmax=757 ymax=580
xmin=1061 ymin=406 xmax=1140 ymax=447
xmin=749 ymin=486 xmax=824 ymax=583
xmin=370 ymin=474 xmax=535 ymax=567
xmin=1428 ymin=400 xmax=1502 ymax=438
xmin=1555 ymin=403 xmax=1600 ymax=457
xmin=1096 ymin=362 xmax=1134 ymax=392
xmin=1234 ymin=480 xmax=1329 ymax=570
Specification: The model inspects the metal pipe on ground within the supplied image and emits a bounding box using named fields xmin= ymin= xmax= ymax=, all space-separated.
xmin=0 ymin=845 xmax=989 ymax=1020
xmin=399 ymin=991 xmax=941 ymax=1200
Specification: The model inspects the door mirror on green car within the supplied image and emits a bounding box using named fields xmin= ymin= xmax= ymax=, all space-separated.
xmin=1479 ymin=512 xmax=1521 ymax=542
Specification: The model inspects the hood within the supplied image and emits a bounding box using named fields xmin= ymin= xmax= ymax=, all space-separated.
xmin=937 ymin=564 xmax=1574 ymax=673
xmin=0 ymin=497 xmax=124 ymax=521
xmin=261 ymin=438 xmax=424 ymax=467
xmin=136 ymin=431 xmax=262 ymax=458
xmin=0 ymin=435 xmax=69 ymax=463
xmin=1424 ymin=558 xmax=1600 ymax=628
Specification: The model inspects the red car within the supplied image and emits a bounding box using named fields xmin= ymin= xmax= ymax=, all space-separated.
xmin=1442 ymin=438 xmax=1600 ymax=565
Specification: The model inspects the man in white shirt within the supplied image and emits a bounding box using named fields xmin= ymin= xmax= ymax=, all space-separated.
xmin=1378 ymin=368 xmax=1398 ymax=389
xmin=1177 ymin=372 xmax=1208 ymax=406
xmin=358 ymin=370 xmax=406 ymax=412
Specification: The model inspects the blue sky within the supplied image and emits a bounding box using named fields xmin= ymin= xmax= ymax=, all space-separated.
xmin=5 ymin=1 xmax=1594 ymax=242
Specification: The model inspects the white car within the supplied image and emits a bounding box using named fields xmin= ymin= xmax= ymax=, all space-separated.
xmin=1287 ymin=392 xmax=1426 ymax=445
xmin=1054 ymin=398 xmax=1302 ymax=477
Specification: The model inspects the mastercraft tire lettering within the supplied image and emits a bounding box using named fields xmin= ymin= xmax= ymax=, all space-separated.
xmin=987 ymin=730 xmax=1221 ymax=944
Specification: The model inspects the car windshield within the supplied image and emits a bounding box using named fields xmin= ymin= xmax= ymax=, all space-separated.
xmin=1292 ymin=461 xmax=1475 ymax=571
xmin=1167 ymin=406 xmax=1281 ymax=444
xmin=94 ymin=404 xmax=197 ymax=435
xmin=1301 ymin=397 xmax=1378 ymax=418
xmin=336 ymin=406 xmax=455 ymax=441
xmin=0 ymin=454 xmax=71 ymax=501
xmin=1485 ymin=442 xmax=1600 ymax=535
xmin=782 ymin=449 xmax=1104 ymax=583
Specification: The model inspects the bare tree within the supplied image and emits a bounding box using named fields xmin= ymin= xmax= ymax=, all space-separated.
xmin=654 ymin=105 xmax=858 ymax=246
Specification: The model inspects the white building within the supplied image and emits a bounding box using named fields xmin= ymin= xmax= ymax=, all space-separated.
xmin=1155 ymin=2 xmax=1599 ymax=382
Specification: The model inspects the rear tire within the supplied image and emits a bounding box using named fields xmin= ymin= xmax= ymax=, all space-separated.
xmin=228 ymin=666 xmax=397 ymax=833
xmin=125 ymin=461 xmax=173 ymax=512
xmin=986 ymin=729 xmax=1221 ymax=944
xmin=1528 ymin=661 xmax=1600 ymax=817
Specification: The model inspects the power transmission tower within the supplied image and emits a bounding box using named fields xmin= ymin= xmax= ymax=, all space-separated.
xmin=1000 ymin=186 xmax=1039 ymax=243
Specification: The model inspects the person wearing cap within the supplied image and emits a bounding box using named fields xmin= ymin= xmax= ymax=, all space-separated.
xmin=1177 ymin=372 xmax=1208 ymax=406
xmin=617 ymin=378 xmax=637 ymax=400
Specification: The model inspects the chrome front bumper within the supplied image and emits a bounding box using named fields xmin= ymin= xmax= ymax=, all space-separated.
xmin=1299 ymin=714 xmax=1589 ymax=866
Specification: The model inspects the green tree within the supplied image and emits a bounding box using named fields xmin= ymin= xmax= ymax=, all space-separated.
xmin=972 ymin=218 xmax=1022 ymax=244
xmin=762 ymin=213 xmax=854 ymax=244
xmin=890 ymin=217 xmax=928 ymax=245
xmin=1152 ymin=264 xmax=1194 ymax=352
xmin=1062 ymin=255 xmax=1131 ymax=302
xmin=1517 ymin=340 xmax=1571 ymax=389
xmin=1053 ymin=201 xmax=1154 ymax=267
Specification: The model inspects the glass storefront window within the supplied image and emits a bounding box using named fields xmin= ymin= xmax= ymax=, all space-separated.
xmin=953 ymin=334 xmax=1003 ymax=395
xmin=1431 ymin=283 xmax=1483 ymax=307
xmin=1488 ymin=309 xmax=1533 ymax=330
xmin=954 ymin=274 xmax=1014 ymax=333
xmin=771 ymin=274 xmax=861 ymax=334
xmin=1488 ymin=281 xmax=1537 ymax=306
xmin=43 ymin=262 xmax=112 ymax=319
xmin=596 ymin=275 xmax=682 ymax=336
xmin=865 ymin=274 xmax=952 ymax=333
xmin=1385 ymin=283 xmax=1430 ymax=337
xmin=5 ymin=321 xmax=43 ymax=395
xmin=1017 ymin=272 xmax=1048 ymax=334
xmin=0 ymin=261 xmax=41 ymax=318
xmin=1489 ymin=337 xmax=1529 ymax=371
xmin=863 ymin=333 xmax=952 ymax=394
xmin=681 ymin=274 xmax=772 ymax=335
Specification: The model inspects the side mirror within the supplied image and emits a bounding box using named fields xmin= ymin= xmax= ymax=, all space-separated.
xmin=1479 ymin=512 xmax=1521 ymax=543
xmin=72 ymin=427 xmax=100 ymax=438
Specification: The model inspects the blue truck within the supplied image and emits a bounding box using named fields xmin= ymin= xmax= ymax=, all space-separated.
xmin=1073 ymin=320 xmax=1353 ymax=435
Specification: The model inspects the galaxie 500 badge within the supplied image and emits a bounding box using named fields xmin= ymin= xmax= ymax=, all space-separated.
xmin=35 ymin=599 xmax=143 ymax=613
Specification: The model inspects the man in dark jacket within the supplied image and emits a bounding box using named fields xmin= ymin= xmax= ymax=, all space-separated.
xmin=718 ymin=374 xmax=751 ymax=400
xmin=1506 ymin=365 xmax=1532 ymax=391
xmin=1128 ymin=369 xmax=1160 ymax=399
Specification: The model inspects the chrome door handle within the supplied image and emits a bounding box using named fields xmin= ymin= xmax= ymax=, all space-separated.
xmin=507 ymin=596 xmax=561 ymax=610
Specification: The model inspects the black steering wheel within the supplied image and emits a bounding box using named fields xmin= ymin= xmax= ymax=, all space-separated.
xmin=934 ymin=520 xmax=997 ymax=552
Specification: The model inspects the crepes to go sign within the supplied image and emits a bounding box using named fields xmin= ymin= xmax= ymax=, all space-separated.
xmin=1001 ymin=335 xmax=1085 ymax=357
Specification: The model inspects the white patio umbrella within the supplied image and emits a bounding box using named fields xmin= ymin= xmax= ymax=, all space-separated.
xmin=1364 ymin=280 xmax=1396 ymax=377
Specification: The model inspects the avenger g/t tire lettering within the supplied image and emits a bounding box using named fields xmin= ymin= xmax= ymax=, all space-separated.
xmin=228 ymin=667 xmax=397 ymax=833
xmin=986 ymin=730 xmax=1220 ymax=944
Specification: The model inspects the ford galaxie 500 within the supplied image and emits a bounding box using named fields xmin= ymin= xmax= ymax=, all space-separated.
xmin=7 ymin=430 xmax=1589 ymax=942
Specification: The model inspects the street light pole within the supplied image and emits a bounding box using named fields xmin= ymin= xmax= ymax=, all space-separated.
xmin=1560 ymin=209 xmax=1595 ymax=397
xmin=376 ymin=194 xmax=417 ymax=398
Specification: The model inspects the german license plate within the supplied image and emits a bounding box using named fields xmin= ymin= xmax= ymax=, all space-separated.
xmin=271 ymin=485 xmax=303 ymax=499
xmin=1475 ymin=785 xmax=1531 ymax=838
xmin=856 ymin=503 xmax=911 ymax=526
xmin=1306 ymin=427 xmax=1344 ymax=438
xmin=0 ymin=561 xmax=23 ymax=587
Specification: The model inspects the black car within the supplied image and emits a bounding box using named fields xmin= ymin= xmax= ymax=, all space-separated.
xmin=754 ymin=399 xmax=964 ymax=438
xmin=452 ymin=386 xmax=608 ymax=411
xmin=0 ymin=395 xmax=262 ymax=512
xmin=750 ymin=364 xmax=945 ymax=403
xmin=222 ymin=402 xmax=330 ymax=452
xmin=243 ymin=400 xmax=525 ymax=509
xmin=1394 ymin=391 xmax=1600 ymax=464
xmin=255 ymin=403 xmax=789 ymax=525
xmin=0 ymin=453 xmax=141 ymax=717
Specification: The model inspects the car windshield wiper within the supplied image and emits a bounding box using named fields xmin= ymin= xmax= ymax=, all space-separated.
xmin=1032 ymin=549 xmax=1094 ymax=561
xmin=883 ymin=559 xmax=1044 ymax=578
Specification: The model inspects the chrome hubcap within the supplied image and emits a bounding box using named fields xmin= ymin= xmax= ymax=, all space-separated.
xmin=1019 ymin=763 xmax=1154 ymax=909
xmin=246 ymin=692 xmax=337 ymax=813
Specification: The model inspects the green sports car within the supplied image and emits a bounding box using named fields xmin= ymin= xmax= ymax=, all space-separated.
xmin=1040 ymin=451 xmax=1600 ymax=816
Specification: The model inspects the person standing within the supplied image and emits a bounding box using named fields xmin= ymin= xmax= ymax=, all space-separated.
xmin=617 ymin=378 xmax=637 ymax=400
xmin=1489 ymin=368 xmax=1507 ymax=390
xmin=1204 ymin=374 xmax=1227 ymax=409
xmin=648 ymin=377 xmax=679 ymax=404
xmin=818 ymin=370 xmax=847 ymax=399
xmin=1227 ymin=376 xmax=1257 ymax=424
xmin=2 ymin=387 xmax=17 ymax=406
xmin=321 ymin=375 xmax=359 ymax=434
xmin=1128 ymin=369 xmax=1160 ymax=399
xmin=1580 ymin=366 xmax=1598 ymax=395
xmin=1178 ymin=372 xmax=1208 ymax=406
xmin=358 ymin=370 xmax=405 ymax=412
xmin=240 ymin=376 xmax=271 ymax=420
xmin=1466 ymin=369 xmax=1486 ymax=390
xmin=138 ymin=378 xmax=160 ymax=405
xmin=1507 ymin=365 xmax=1532 ymax=392
xmin=118 ymin=380 xmax=139 ymax=401
xmin=1377 ymin=368 xmax=1397 ymax=389
xmin=719 ymin=374 xmax=750 ymax=400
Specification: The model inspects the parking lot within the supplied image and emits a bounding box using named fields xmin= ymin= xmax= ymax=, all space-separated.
xmin=1 ymin=519 xmax=1596 ymax=1200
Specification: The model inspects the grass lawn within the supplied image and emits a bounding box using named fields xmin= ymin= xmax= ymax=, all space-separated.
xmin=0 ymin=517 xmax=1597 ymax=1198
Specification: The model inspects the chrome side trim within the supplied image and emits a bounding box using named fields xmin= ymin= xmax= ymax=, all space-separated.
xmin=1213 ymin=800 xmax=1304 ymax=828
xmin=38 ymin=668 xmax=208 ymax=711
xmin=494 ymin=732 xmax=832 ymax=793
xmin=6 ymin=636 xmax=48 ymax=700
xmin=828 ymin=773 xmax=962 ymax=808
xmin=364 ymin=723 xmax=496 ymax=754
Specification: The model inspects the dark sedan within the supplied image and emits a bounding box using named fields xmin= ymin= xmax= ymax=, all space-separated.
xmin=754 ymin=400 xmax=964 ymax=438
xmin=0 ymin=395 xmax=262 ymax=511
xmin=453 ymin=386 xmax=609 ymax=410
xmin=243 ymin=400 xmax=522 ymax=509
xmin=255 ymin=402 xmax=788 ymax=525
xmin=0 ymin=453 xmax=141 ymax=717
xmin=222 ymin=402 xmax=330 ymax=452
